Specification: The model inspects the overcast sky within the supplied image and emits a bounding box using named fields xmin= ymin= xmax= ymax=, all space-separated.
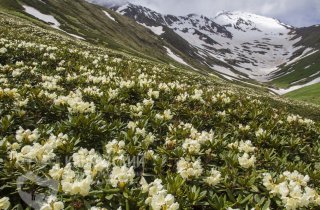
xmin=89 ymin=0 xmax=320 ymax=27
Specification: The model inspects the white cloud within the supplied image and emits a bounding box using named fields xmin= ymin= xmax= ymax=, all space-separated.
xmin=86 ymin=0 xmax=127 ymax=7
xmin=90 ymin=0 xmax=320 ymax=26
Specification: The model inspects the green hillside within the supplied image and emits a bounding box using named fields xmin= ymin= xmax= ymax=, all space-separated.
xmin=0 ymin=6 xmax=320 ymax=210
xmin=269 ymin=25 xmax=320 ymax=106
xmin=271 ymin=51 xmax=320 ymax=88
xmin=0 ymin=0 xmax=227 ymax=77
xmin=285 ymin=83 xmax=320 ymax=105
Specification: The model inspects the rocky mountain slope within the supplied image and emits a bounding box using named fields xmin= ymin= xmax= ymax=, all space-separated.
xmin=111 ymin=3 xmax=320 ymax=91
xmin=0 ymin=0 xmax=195 ymax=68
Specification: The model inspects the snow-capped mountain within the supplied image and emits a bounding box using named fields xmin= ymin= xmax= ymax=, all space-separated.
xmin=18 ymin=0 xmax=320 ymax=94
xmin=111 ymin=3 xmax=318 ymax=83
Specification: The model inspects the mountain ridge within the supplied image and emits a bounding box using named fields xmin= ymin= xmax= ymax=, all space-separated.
xmin=108 ymin=2 xmax=320 ymax=94
xmin=111 ymin=3 xmax=301 ymax=80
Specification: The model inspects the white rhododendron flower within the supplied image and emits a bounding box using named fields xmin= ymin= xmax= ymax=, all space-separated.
xmin=49 ymin=148 xmax=109 ymax=196
xmin=239 ymin=124 xmax=250 ymax=132
xmin=61 ymin=175 xmax=93 ymax=196
xmin=110 ymin=165 xmax=135 ymax=188
xmin=0 ymin=197 xmax=10 ymax=210
xmin=191 ymin=89 xmax=204 ymax=102
xmin=142 ymin=178 xmax=179 ymax=210
xmin=0 ymin=47 xmax=8 ymax=54
xmin=0 ymin=88 xmax=20 ymax=99
xmin=177 ymin=158 xmax=203 ymax=179
xmin=143 ymin=98 xmax=154 ymax=107
xmin=105 ymin=140 xmax=126 ymax=156
xmin=54 ymin=90 xmax=96 ymax=114
xmin=176 ymin=92 xmax=189 ymax=102
xmin=147 ymin=89 xmax=159 ymax=99
xmin=263 ymin=171 xmax=320 ymax=209
xmin=255 ymin=128 xmax=267 ymax=138
xmin=238 ymin=140 xmax=256 ymax=153
xmin=238 ymin=153 xmax=256 ymax=168
xmin=15 ymin=127 xmax=40 ymax=142
xmin=182 ymin=138 xmax=201 ymax=154
xmin=156 ymin=109 xmax=173 ymax=121
xmin=150 ymin=191 xmax=179 ymax=210
xmin=9 ymin=133 xmax=65 ymax=163
xmin=205 ymin=168 xmax=222 ymax=186
xmin=287 ymin=114 xmax=314 ymax=126
xmin=72 ymin=148 xmax=109 ymax=177
xmin=40 ymin=196 xmax=64 ymax=210
xmin=0 ymin=47 xmax=7 ymax=54
xmin=217 ymin=110 xmax=226 ymax=117
xmin=49 ymin=164 xmax=64 ymax=180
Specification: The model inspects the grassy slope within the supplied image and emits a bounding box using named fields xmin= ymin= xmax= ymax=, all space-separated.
xmin=1 ymin=0 xmax=192 ymax=69
xmin=270 ymin=26 xmax=320 ymax=106
xmin=20 ymin=0 xmax=168 ymax=59
xmin=271 ymin=25 xmax=320 ymax=87
xmin=1 ymin=9 xmax=320 ymax=210
xmin=284 ymin=83 xmax=320 ymax=105
xmin=6 ymin=0 xmax=227 ymax=77
xmin=269 ymin=25 xmax=320 ymax=105
xmin=271 ymin=51 xmax=320 ymax=88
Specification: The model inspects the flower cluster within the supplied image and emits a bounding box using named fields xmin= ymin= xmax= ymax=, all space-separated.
xmin=53 ymin=90 xmax=96 ymax=114
xmin=141 ymin=178 xmax=179 ymax=210
xmin=287 ymin=114 xmax=315 ymax=126
xmin=0 ymin=197 xmax=10 ymax=210
xmin=40 ymin=196 xmax=64 ymax=210
xmin=181 ymin=127 xmax=214 ymax=155
xmin=263 ymin=171 xmax=320 ymax=209
xmin=15 ymin=127 xmax=40 ymax=143
xmin=49 ymin=148 xmax=109 ymax=196
xmin=204 ymin=168 xmax=222 ymax=186
xmin=9 ymin=133 xmax=66 ymax=164
xmin=109 ymin=165 xmax=135 ymax=188
xmin=177 ymin=158 xmax=203 ymax=180
xmin=229 ymin=140 xmax=256 ymax=168
xmin=1 ymin=14 xmax=320 ymax=210
xmin=155 ymin=109 xmax=174 ymax=121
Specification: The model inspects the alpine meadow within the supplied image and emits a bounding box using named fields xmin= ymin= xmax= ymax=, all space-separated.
xmin=0 ymin=0 xmax=320 ymax=210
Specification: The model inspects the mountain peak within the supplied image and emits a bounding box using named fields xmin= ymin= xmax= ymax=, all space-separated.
xmin=87 ymin=0 xmax=128 ymax=7
xmin=214 ymin=10 xmax=292 ymax=32
xmin=104 ymin=2 xmax=311 ymax=82
xmin=214 ymin=11 xmax=293 ymax=30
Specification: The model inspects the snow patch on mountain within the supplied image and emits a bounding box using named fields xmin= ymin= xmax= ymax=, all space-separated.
xmin=132 ymin=8 xmax=302 ymax=81
xmin=222 ymin=74 xmax=264 ymax=88
xmin=103 ymin=10 xmax=117 ymax=22
xmin=64 ymin=32 xmax=85 ymax=40
xmin=211 ymin=65 xmax=238 ymax=77
xmin=116 ymin=3 xmax=130 ymax=15
xmin=164 ymin=46 xmax=190 ymax=67
xmin=138 ymin=22 xmax=164 ymax=35
xmin=270 ymin=76 xmax=320 ymax=95
xmin=214 ymin=11 xmax=290 ymax=31
xmin=210 ymin=11 xmax=300 ymax=81
xmin=37 ymin=0 xmax=47 ymax=4
xmin=23 ymin=5 xmax=85 ymax=40
xmin=23 ymin=5 xmax=60 ymax=29
xmin=284 ymin=48 xmax=318 ymax=66
xmin=289 ymin=68 xmax=320 ymax=85
xmin=110 ymin=4 xmax=315 ymax=84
